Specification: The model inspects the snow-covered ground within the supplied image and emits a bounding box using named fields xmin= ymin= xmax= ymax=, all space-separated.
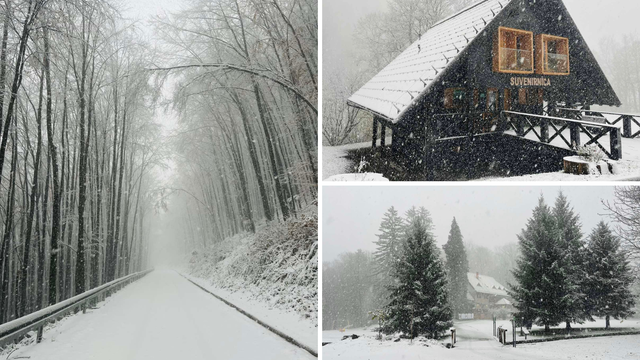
xmin=322 ymin=136 xmax=392 ymax=180
xmin=9 ymin=270 xmax=313 ymax=360
xmin=487 ymin=123 xmax=640 ymax=181
xmin=323 ymin=319 xmax=640 ymax=360
xmin=322 ymin=115 xmax=640 ymax=181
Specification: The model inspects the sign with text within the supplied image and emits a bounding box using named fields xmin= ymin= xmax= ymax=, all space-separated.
xmin=510 ymin=77 xmax=551 ymax=87
xmin=458 ymin=313 xmax=474 ymax=320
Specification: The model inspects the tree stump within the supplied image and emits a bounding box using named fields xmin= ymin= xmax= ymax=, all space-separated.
xmin=563 ymin=156 xmax=590 ymax=175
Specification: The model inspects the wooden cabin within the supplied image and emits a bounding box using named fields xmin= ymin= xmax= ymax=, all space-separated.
xmin=348 ymin=0 xmax=622 ymax=178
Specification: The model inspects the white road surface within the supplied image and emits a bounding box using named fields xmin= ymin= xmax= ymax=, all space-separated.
xmin=13 ymin=270 xmax=315 ymax=360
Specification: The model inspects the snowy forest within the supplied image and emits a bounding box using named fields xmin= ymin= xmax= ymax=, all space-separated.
xmin=322 ymin=188 xmax=640 ymax=339
xmin=323 ymin=0 xmax=640 ymax=146
xmin=0 ymin=0 xmax=317 ymax=328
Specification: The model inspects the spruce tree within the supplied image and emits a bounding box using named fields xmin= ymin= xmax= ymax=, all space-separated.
xmin=443 ymin=217 xmax=470 ymax=317
xmin=553 ymin=192 xmax=586 ymax=329
xmin=373 ymin=206 xmax=405 ymax=279
xmin=510 ymin=196 xmax=570 ymax=332
xmin=384 ymin=211 xmax=453 ymax=339
xmin=583 ymin=222 xmax=636 ymax=329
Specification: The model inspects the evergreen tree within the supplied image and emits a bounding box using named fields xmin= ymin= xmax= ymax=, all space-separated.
xmin=373 ymin=207 xmax=405 ymax=279
xmin=553 ymin=192 xmax=586 ymax=329
xmin=583 ymin=222 xmax=636 ymax=329
xmin=384 ymin=211 xmax=453 ymax=339
xmin=443 ymin=217 xmax=470 ymax=317
xmin=510 ymin=196 xmax=570 ymax=332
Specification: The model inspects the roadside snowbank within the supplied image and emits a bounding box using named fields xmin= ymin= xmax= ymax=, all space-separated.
xmin=187 ymin=210 xmax=318 ymax=352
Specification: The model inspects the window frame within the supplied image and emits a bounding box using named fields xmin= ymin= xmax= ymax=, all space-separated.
xmin=537 ymin=34 xmax=570 ymax=76
xmin=494 ymin=26 xmax=535 ymax=74
xmin=444 ymin=88 xmax=467 ymax=110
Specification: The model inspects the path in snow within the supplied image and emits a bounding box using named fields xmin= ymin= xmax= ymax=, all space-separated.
xmin=13 ymin=270 xmax=314 ymax=360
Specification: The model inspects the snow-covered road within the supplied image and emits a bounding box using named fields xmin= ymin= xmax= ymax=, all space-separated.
xmin=12 ymin=270 xmax=315 ymax=360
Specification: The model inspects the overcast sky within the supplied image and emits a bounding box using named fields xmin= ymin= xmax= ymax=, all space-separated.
xmin=322 ymin=186 xmax=619 ymax=262
xmin=323 ymin=0 xmax=640 ymax=72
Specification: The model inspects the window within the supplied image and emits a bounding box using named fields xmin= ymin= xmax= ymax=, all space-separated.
xmin=444 ymin=88 xmax=467 ymax=109
xmin=494 ymin=27 xmax=534 ymax=74
xmin=537 ymin=34 xmax=569 ymax=75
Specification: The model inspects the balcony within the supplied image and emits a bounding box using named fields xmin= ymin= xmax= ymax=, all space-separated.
xmin=499 ymin=48 xmax=533 ymax=73
xmin=545 ymin=53 xmax=569 ymax=74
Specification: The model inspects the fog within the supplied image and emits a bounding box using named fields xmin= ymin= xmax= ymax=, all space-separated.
xmin=322 ymin=186 xmax=618 ymax=262
xmin=323 ymin=0 xmax=640 ymax=72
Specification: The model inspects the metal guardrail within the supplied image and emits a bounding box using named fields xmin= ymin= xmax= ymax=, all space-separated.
xmin=503 ymin=111 xmax=622 ymax=160
xmin=0 ymin=269 xmax=152 ymax=349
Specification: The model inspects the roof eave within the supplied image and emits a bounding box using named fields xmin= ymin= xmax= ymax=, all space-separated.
xmin=347 ymin=100 xmax=395 ymax=124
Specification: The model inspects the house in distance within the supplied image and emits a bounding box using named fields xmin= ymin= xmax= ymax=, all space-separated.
xmin=348 ymin=0 xmax=627 ymax=180
xmin=466 ymin=272 xmax=513 ymax=320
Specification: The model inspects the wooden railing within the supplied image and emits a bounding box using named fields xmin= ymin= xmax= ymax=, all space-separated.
xmin=556 ymin=108 xmax=640 ymax=138
xmin=503 ymin=111 xmax=622 ymax=160
xmin=0 ymin=270 xmax=152 ymax=349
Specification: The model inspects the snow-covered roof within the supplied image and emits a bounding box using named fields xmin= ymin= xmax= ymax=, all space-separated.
xmin=348 ymin=0 xmax=511 ymax=123
xmin=495 ymin=298 xmax=512 ymax=305
xmin=467 ymin=272 xmax=509 ymax=296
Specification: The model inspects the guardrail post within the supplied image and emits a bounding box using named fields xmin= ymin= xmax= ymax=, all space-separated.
xmin=610 ymin=127 xmax=622 ymax=160
xmin=623 ymin=116 xmax=632 ymax=138
xmin=570 ymin=123 xmax=580 ymax=148
xmin=36 ymin=326 xmax=43 ymax=343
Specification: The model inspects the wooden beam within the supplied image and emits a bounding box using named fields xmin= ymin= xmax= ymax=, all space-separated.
xmin=372 ymin=117 xmax=378 ymax=148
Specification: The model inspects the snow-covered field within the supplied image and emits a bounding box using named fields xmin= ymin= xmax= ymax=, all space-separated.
xmin=187 ymin=211 xmax=318 ymax=353
xmin=7 ymin=271 xmax=313 ymax=360
xmin=323 ymin=319 xmax=640 ymax=360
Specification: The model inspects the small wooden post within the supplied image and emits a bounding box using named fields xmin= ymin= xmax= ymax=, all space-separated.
xmin=380 ymin=122 xmax=386 ymax=148
xmin=372 ymin=117 xmax=378 ymax=149
xmin=610 ymin=127 xmax=622 ymax=160
xmin=570 ymin=123 xmax=581 ymax=148
xmin=623 ymin=115 xmax=632 ymax=138
xmin=493 ymin=316 xmax=497 ymax=337
xmin=512 ymin=319 xmax=516 ymax=348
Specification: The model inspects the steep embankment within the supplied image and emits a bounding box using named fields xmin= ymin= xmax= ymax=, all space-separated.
xmin=187 ymin=209 xmax=318 ymax=349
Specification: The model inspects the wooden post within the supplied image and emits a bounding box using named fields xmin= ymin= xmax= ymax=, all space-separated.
xmin=372 ymin=117 xmax=378 ymax=149
xmin=516 ymin=114 xmax=524 ymax=137
xmin=570 ymin=123 xmax=580 ymax=148
xmin=610 ymin=127 xmax=622 ymax=160
xmin=540 ymin=118 xmax=549 ymax=143
xmin=380 ymin=122 xmax=386 ymax=148
xmin=493 ymin=316 xmax=497 ymax=337
xmin=623 ymin=115 xmax=632 ymax=138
